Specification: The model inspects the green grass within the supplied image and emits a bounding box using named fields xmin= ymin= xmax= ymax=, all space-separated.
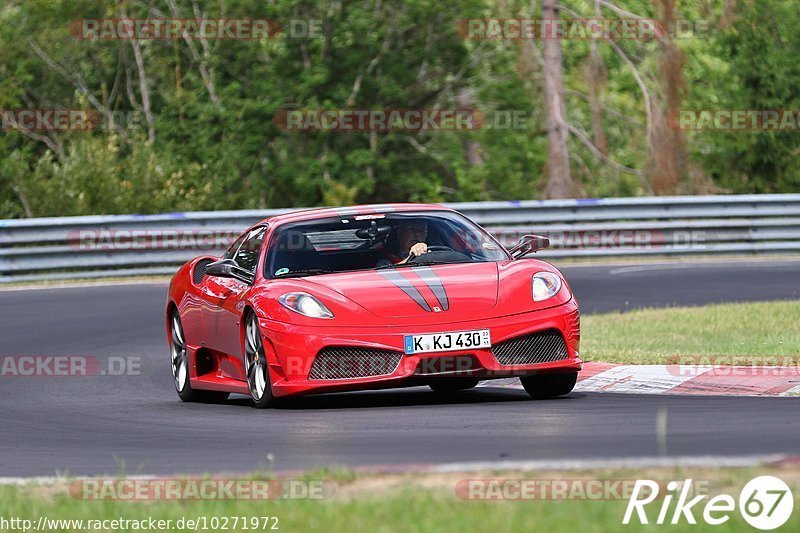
xmin=1 ymin=466 xmax=797 ymax=532
xmin=582 ymin=300 xmax=800 ymax=364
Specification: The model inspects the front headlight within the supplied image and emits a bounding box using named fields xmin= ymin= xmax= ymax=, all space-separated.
xmin=279 ymin=292 xmax=334 ymax=319
xmin=532 ymin=272 xmax=562 ymax=302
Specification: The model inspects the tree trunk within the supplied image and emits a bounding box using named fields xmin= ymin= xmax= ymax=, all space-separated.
xmin=649 ymin=0 xmax=687 ymax=194
xmin=457 ymin=87 xmax=484 ymax=168
xmin=588 ymin=0 xmax=608 ymax=156
xmin=588 ymin=44 xmax=608 ymax=156
xmin=541 ymin=0 xmax=572 ymax=198
xmin=121 ymin=5 xmax=155 ymax=144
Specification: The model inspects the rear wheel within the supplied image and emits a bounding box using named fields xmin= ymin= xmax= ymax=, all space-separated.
xmin=429 ymin=378 xmax=479 ymax=393
xmin=519 ymin=372 xmax=577 ymax=399
xmin=244 ymin=314 xmax=277 ymax=409
xmin=170 ymin=309 xmax=229 ymax=403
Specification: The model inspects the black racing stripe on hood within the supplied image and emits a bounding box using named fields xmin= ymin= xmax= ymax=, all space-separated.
xmin=377 ymin=270 xmax=432 ymax=312
xmin=412 ymin=266 xmax=449 ymax=311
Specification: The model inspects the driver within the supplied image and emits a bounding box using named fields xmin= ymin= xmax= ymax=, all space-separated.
xmin=379 ymin=219 xmax=429 ymax=266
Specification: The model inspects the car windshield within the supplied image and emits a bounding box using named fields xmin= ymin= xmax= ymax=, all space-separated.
xmin=265 ymin=211 xmax=509 ymax=278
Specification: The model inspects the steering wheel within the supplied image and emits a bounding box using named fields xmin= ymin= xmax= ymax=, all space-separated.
xmin=408 ymin=245 xmax=453 ymax=262
xmin=424 ymin=245 xmax=453 ymax=253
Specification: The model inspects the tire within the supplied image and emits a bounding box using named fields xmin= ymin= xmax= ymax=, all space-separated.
xmin=243 ymin=314 xmax=278 ymax=409
xmin=519 ymin=372 xmax=577 ymax=399
xmin=429 ymin=378 xmax=479 ymax=393
xmin=169 ymin=309 xmax=229 ymax=403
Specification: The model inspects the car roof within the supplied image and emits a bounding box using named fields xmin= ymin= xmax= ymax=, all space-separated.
xmin=256 ymin=203 xmax=455 ymax=227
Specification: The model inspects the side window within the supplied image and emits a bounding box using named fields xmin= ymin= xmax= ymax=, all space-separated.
xmin=223 ymin=233 xmax=247 ymax=261
xmin=233 ymin=227 xmax=267 ymax=273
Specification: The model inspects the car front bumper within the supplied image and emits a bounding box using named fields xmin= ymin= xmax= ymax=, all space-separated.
xmin=259 ymin=298 xmax=581 ymax=397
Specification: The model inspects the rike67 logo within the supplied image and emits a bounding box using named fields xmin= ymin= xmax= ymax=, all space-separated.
xmin=624 ymin=476 xmax=793 ymax=530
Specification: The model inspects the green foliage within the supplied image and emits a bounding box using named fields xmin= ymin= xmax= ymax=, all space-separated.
xmin=0 ymin=0 xmax=797 ymax=218
xmin=695 ymin=0 xmax=800 ymax=193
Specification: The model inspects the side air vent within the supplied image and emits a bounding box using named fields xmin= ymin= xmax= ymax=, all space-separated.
xmin=193 ymin=258 xmax=215 ymax=285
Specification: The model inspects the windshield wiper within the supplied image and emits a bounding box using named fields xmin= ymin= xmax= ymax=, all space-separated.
xmin=274 ymin=268 xmax=334 ymax=278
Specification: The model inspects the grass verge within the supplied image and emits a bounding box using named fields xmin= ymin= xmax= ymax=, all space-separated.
xmin=1 ymin=465 xmax=798 ymax=532
xmin=582 ymin=300 xmax=800 ymax=364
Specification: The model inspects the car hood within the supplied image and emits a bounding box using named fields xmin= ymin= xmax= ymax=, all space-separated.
xmin=302 ymin=262 xmax=499 ymax=318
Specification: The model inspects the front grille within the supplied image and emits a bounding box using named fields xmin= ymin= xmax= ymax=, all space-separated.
xmin=193 ymin=258 xmax=215 ymax=284
xmin=308 ymin=347 xmax=404 ymax=380
xmin=491 ymin=329 xmax=568 ymax=366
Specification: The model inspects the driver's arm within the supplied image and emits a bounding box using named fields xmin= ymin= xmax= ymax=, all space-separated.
xmin=397 ymin=242 xmax=428 ymax=264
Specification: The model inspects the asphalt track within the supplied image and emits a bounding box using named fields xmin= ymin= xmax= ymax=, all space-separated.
xmin=0 ymin=259 xmax=798 ymax=477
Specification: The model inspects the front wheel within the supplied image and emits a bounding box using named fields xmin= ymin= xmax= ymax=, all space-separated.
xmin=429 ymin=378 xmax=479 ymax=393
xmin=170 ymin=309 xmax=229 ymax=403
xmin=519 ymin=372 xmax=577 ymax=399
xmin=244 ymin=314 xmax=278 ymax=409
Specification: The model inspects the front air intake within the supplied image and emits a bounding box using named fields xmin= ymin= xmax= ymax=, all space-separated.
xmin=491 ymin=329 xmax=568 ymax=366
xmin=309 ymin=347 xmax=404 ymax=380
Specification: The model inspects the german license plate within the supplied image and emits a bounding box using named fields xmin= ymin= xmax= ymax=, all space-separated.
xmin=404 ymin=330 xmax=491 ymax=355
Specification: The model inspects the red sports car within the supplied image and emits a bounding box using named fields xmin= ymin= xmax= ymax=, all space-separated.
xmin=166 ymin=204 xmax=581 ymax=408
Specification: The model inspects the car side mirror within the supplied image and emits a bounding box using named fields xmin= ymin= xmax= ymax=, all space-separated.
xmin=509 ymin=234 xmax=550 ymax=259
xmin=205 ymin=259 xmax=254 ymax=284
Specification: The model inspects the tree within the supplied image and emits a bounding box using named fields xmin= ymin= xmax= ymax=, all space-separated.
xmin=541 ymin=0 xmax=573 ymax=198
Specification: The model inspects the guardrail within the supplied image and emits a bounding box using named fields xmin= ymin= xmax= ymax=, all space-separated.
xmin=2 ymin=194 xmax=799 ymax=282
